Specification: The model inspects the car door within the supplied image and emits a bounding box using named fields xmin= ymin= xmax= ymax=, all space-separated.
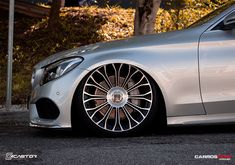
xmin=199 ymin=11 xmax=235 ymax=114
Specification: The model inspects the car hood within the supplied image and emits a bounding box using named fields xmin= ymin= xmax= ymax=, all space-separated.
xmin=34 ymin=28 xmax=202 ymax=69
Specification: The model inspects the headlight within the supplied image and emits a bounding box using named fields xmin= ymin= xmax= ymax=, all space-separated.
xmin=40 ymin=57 xmax=83 ymax=85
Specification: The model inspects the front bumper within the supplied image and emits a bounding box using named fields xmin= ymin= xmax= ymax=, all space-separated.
xmin=29 ymin=67 xmax=89 ymax=128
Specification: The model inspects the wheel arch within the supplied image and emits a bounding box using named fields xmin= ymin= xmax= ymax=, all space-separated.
xmin=71 ymin=60 xmax=167 ymax=129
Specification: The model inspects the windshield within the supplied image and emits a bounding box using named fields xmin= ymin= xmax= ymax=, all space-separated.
xmin=188 ymin=1 xmax=235 ymax=28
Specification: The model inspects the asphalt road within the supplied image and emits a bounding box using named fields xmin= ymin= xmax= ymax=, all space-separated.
xmin=0 ymin=124 xmax=235 ymax=165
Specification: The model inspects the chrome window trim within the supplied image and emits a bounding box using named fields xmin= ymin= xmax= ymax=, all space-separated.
xmin=206 ymin=9 xmax=235 ymax=32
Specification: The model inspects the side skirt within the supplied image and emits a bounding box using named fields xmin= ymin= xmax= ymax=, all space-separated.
xmin=167 ymin=113 xmax=235 ymax=126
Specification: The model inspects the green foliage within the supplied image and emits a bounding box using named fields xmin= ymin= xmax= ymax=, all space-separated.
xmin=0 ymin=3 xmax=227 ymax=104
xmin=162 ymin=0 xmax=188 ymax=9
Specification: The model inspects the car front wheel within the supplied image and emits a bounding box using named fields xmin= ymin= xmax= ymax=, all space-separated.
xmin=72 ymin=63 xmax=159 ymax=136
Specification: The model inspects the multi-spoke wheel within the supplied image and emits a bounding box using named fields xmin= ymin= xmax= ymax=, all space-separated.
xmin=73 ymin=63 xmax=158 ymax=135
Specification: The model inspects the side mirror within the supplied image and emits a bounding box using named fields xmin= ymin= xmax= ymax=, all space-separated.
xmin=223 ymin=12 xmax=235 ymax=30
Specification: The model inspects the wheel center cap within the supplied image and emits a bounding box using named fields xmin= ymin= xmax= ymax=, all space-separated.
xmin=107 ymin=87 xmax=128 ymax=108
xmin=112 ymin=91 xmax=123 ymax=103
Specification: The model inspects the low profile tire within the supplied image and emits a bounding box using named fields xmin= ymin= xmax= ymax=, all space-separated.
xmin=72 ymin=63 xmax=160 ymax=136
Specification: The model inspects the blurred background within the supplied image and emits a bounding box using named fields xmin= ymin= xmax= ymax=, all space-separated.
xmin=0 ymin=0 xmax=229 ymax=106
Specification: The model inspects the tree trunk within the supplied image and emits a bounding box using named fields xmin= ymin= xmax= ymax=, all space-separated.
xmin=134 ymin=0 xmax=161 ymax=35
xmin=48 ymin=0 xmax=64 ymax=31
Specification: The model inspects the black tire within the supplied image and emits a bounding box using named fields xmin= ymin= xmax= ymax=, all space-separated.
xmin=72 ymin=63 xmax=161 ymax=136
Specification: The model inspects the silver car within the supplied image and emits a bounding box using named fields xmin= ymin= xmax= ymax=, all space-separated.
xmin=29 ymin=1 xmax=235 ymax=136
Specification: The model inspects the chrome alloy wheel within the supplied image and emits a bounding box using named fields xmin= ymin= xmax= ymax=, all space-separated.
xmin=83 ymin=63 xmax=153 ymax=132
